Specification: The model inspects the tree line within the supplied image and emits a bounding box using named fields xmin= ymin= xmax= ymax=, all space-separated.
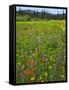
xmin=16 ymin=9 xmax=66 ymax=21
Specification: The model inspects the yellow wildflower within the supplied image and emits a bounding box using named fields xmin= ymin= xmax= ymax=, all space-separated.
xmin=17 ymin=62 xmax=21 ymax=65
xmin=31 ymin=77 xmax=35 ymax=80
xmin=41 ymin=80 xmax=44 ymax=82
xmin=61 ymin=75 xmax=64 ymax=79
xmin=49 ymin=65 xmax=52 ymax=69
xmin=45 ymin=72 xmax=48 ymax=77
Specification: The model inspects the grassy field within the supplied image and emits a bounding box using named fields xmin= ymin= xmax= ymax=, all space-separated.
xmin=16 ymin=20 xmax=66 ymax=83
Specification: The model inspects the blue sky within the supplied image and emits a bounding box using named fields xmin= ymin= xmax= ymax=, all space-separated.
xmin=16 ymin=6 xmax=66 ymax=14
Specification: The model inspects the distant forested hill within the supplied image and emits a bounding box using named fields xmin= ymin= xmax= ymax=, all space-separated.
xmin=16 ymin=9 xmax=66 ymax=21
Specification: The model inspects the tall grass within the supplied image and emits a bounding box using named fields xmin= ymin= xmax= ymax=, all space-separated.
xmin=16 ymin=20 xmax=66 ymax=83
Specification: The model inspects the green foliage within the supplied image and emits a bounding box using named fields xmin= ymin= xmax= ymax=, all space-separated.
xmin=16 ymin=14 xmax=31 ymax=21
xmin=16 ymin=20 xmax=66 ymax=83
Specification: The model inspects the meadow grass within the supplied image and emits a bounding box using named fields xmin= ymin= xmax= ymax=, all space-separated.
xmin=16 ymin=20 xmax=66 ymax=83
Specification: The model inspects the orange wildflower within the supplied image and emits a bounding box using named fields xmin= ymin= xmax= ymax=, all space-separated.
xmin=24 ymin=69 xmax=31 ymax=75
xmin=16 ymin=73 xmax=21 ymax=78
xmin=24 ymin=68 xmax=35 ymax=76
xmin=27 ymin=59 xmax=35 ymax=67
xmin=30 ymin=59 xmax=35 ymax=65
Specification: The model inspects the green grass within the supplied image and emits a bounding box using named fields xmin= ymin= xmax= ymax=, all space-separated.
xmin=16 ymin=20 xmax=66 ymax=83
